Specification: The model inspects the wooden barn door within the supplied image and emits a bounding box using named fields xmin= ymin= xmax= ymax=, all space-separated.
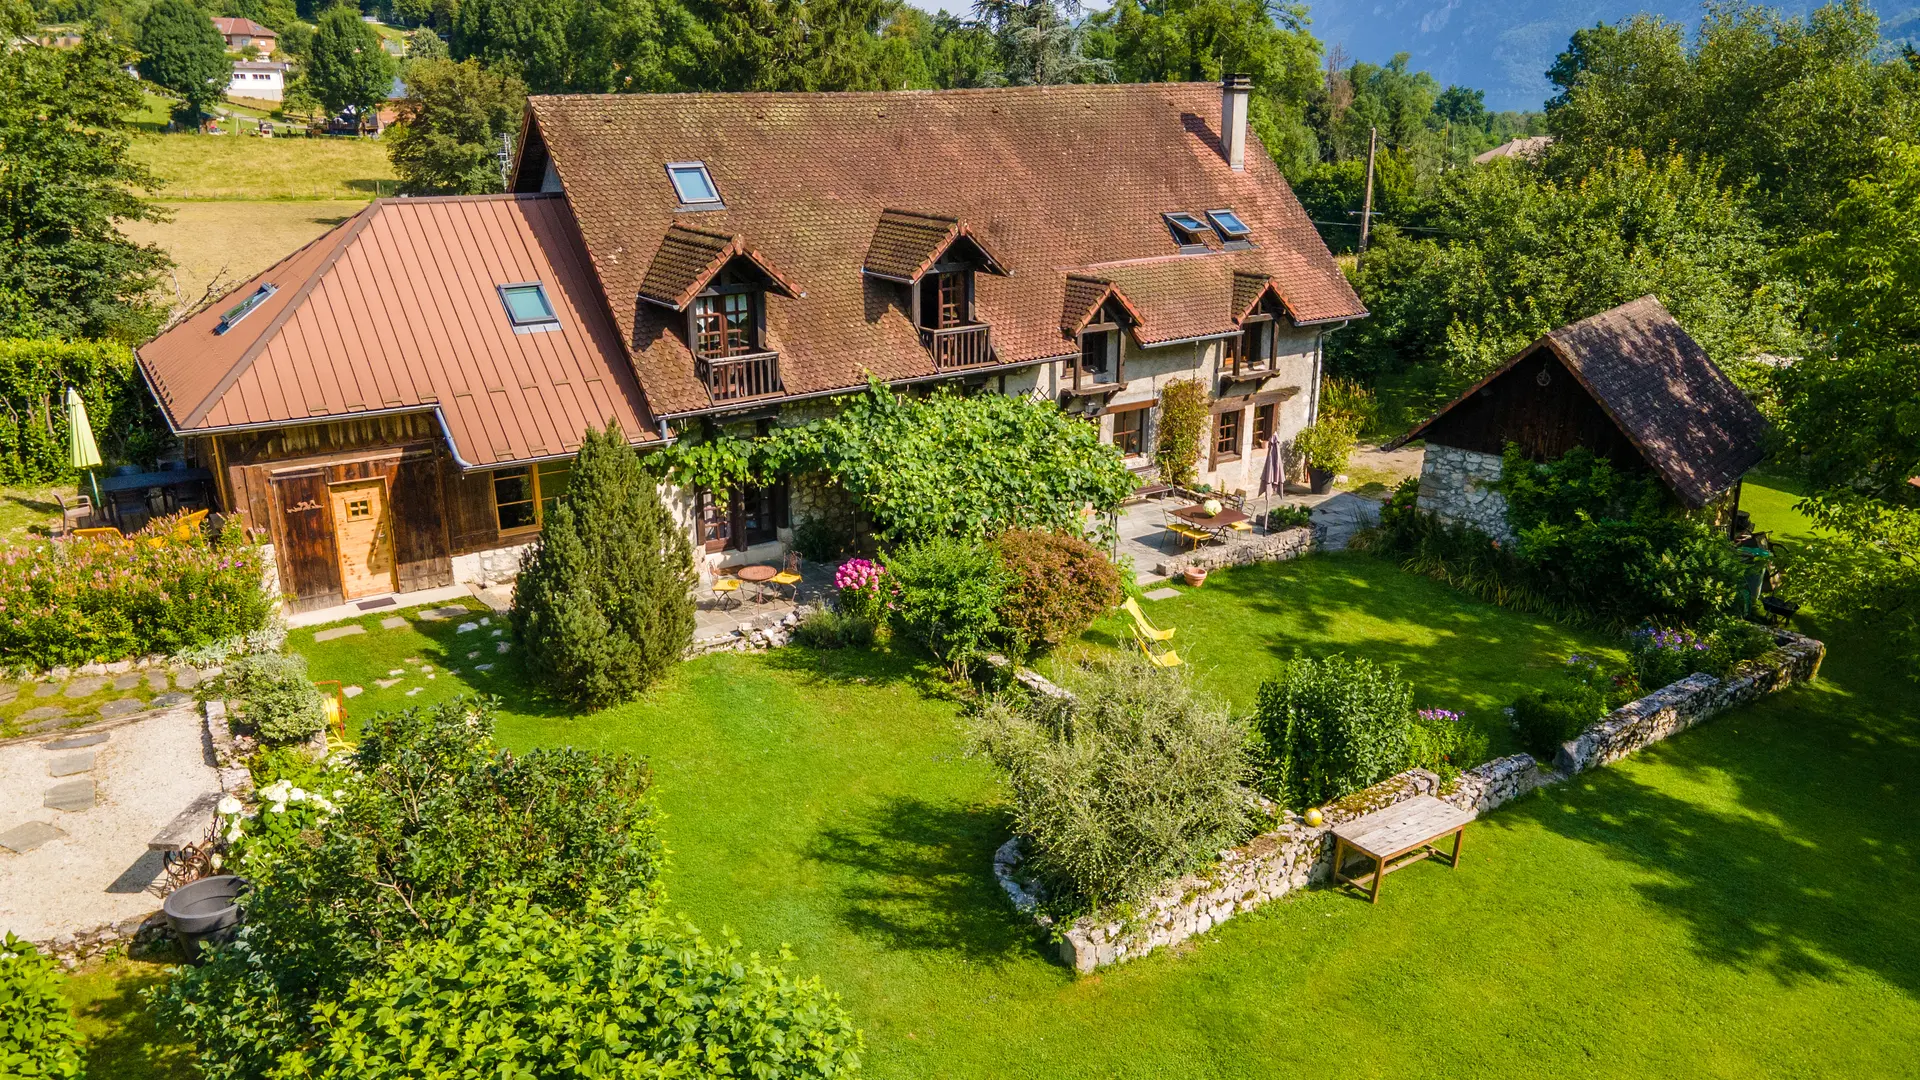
xmin=272 ymin=469 xmax=342 ymax=608
xmin=329 ymin=478 xmax=397 ymax=599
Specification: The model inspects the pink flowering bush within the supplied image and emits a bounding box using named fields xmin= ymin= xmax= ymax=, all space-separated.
xmin=834 ymin=557 xmax=888 ymax=625
xmin=0 ymin=512 xmax=272 ymax=669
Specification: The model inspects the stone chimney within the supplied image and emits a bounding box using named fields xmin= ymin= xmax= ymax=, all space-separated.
xmin=1221 ymin=73 xmax=1251 ymax=171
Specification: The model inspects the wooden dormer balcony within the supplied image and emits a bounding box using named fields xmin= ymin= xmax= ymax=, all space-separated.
xmin=700 ymin=349 xmax=783 ymax=402
xmin=1222 ymin=334 xmax=1275 ymax=379
xmin=923 ymin=323 xmax=994 ymax=371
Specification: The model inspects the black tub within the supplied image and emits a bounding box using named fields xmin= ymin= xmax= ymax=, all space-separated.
xmin=162 ymin=874 xmax=247 ymax=962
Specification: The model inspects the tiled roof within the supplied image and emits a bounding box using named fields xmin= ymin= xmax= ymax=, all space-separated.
xmin=524 ymin=83 xmax=1365 ymax=417
xmin=1232 ymin=271 xmax=1286 ymax=321
xmin=863 ymin=210 xmax=1008 ymax=282
xmin=1398 ymin=297 xmax=1766 ymax=508
xmin=212 ymin=16 xmax=275 ymax=36
xmin=1059 ymin=275 xmax=1144 ymax=336
xmin=637 ymin=224 xmax=803 ymax=310
xmin=136 ymin=194 xmax=657 ymax=467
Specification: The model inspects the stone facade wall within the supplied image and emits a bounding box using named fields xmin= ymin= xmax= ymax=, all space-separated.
xmin=1154 ymin=523 xmax=1317 ymax=577
xmin=450 ymin=541 xmax=535 ymax=588
xmin=995 ymin=627 xmax=1823 ymax=974
xmin=1416 ymin=444 xmax=1513 ymax=543
xmin=1556 ymin=629 xmax=1825 ymax=774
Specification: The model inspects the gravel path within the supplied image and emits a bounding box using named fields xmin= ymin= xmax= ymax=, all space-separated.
xmin=0 ymin=704 xmax=220 ymax=943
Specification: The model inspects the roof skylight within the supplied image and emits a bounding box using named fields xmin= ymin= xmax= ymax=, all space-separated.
xmin=214 ymin=284 xmax=277 ymax=335
xmin=666 ymin=162 xmax=722 ymax=208
xmin=497 ymin=282 xmax=560 ymax=332
xmin=1206 ymin=209 xmax=1250 ymax=238
xmin=1163 ymin=212 xmax=1212 ymax=253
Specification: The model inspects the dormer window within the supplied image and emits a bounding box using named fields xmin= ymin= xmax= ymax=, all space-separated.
xmin=1207 ymin=209 xmax=1253 ymax=250
xmin=1070 ymin=299 xmax=1131 ymax=393
xmin=920 ymin=269 xmax=974 ymax=330
xmin=1164 ymin=212 xmax=1211 ymax=253
xmin=693 ymin=288 xmax=756 ymax=357
xmin=666 ymin=162 xmax=723 ymax=209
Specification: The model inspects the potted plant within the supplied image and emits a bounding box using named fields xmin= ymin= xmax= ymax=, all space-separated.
xmin=1293 ymin=418 xmax=1357 ymax=494
xmin=1183 ymin=566 xmax=1208 ymax=587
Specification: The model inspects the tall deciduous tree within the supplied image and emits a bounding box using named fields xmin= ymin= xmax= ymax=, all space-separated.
xmin=706 ymin=0 xmax=911 ymax=91
xmin=0 ymin=9 xmax=170 ymax=342
xmin=138 ymin=0 xmax=232 ymax=118
xmin=308 ymin=5 xmax=397 ymax=119
xmin=971 ymin=0 xmax=1109 ymax=85
xmin=387 ymin=57 xmax=525 ymax=193
xmin=452 ymin=0 xmax=708 ymax=94
xmin=510 ymin=424 xmax=695 ymax=708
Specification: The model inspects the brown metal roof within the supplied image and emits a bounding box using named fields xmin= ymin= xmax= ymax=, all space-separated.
xmin=524 ymin=83 xmax=1366 ymax=416
xmin=137 ymin=194 xmax=657 ymax=467
xmin=1396 ymin=297 xmax=1767 ymax=508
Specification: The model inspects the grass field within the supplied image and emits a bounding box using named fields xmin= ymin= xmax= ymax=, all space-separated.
xmin=132 ymin=134 xmax=397 ymax=200
xmin=121 ymin=201 xmax=369 ymax=311
xmin=63 ymin=479 xmax=1920 ymax=1078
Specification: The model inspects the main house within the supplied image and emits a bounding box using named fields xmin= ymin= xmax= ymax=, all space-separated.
xmin=137 ymin=78 xmax=1364 ymax=614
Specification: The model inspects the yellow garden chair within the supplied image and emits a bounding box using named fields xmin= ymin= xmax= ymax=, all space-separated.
xmin=1132 ymin=625 xmax=1183 ymax=668
xmin=1121 ymin=596 xmax=1174 ymax=642
xmin=173 ymin=508 xmax=209 ymax=541
xmin=710 ymin=575 xmax=743 ymax=611
xmin=770 ymin=553 xmax=804 ymax=601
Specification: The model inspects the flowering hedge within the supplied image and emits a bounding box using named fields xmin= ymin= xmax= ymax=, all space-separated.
xmin=0 ymin=513 xmax=272 ymax=669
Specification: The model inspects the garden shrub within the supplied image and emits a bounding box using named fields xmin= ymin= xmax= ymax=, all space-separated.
xmin=0 ymin=338 xmax=168 ymax=484
xmin=792 ymin=607 xmax=874 ymax=650
xmin=1626 ymin=617 xmax=1780 ymax=689
xmin=1292 ymin=416 xmax=1360 ymax=475
xmin=1152 ymin=378 xmax=1210 ymax=487
xmin=0 ymin=934 xmax=84 ymax=1080
xmin=1509 ymin=654 xmax=1640 ymax=759
xmin=1408 ymin=708 xmax=1489 ymax=786
xmin=833 ymin=557 xmax=887 ymax=629
xmin=990 ymin=529 xmax=1121 ymax=655
xmin=0 ymin=512 xmax=272 ymax=671
xmin=211 ymin=652 xmax=324 ymax=745
xmin=511 ymin=424 xmax=695 ymax=708
xmin=154 ymin=697 xmax=666 ymax=1080
xmin=1252 ymin=654 xmax=1422 ymax=809
xmin=883 ymin=536 xmax=1008 ymax=674
xmin=1318 ymin=377 xmax=1379 ymax=436
xmin=279 ymin=893 xmax=863 ymax=1080
xmin=1264 ymin=504 xmax=1315 ymax=531
xmin=971 ymin=658 xmax=1257 ymax=912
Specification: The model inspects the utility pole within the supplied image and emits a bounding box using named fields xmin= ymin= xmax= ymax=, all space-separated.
xmin=1358 ymin=126 xmax=1378 ymax=257
xmin=497 ymin=131 xmax=514 ymax=192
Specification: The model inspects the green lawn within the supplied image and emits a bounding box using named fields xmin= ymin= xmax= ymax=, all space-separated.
xmin=64 ymin=479 xmax=1920 ymax=1077
xmin=133 ymin=134 xmax=396 ymax=201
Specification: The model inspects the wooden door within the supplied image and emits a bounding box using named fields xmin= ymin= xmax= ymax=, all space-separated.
xmin=329 ymin=479 xmax=396 ymax=599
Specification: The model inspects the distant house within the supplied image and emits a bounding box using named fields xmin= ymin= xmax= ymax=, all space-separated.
xmin=212 ymin=16 xmax=276 ymax=57
xmin=1392 ymin=297 xmax=1766 ymax=541
xmin=228 ymin=60 xmax=289 ymax=102
xmin=1472 ymin=135 xmax=1552 ymax=165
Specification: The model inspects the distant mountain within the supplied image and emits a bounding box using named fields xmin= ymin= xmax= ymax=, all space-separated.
xmin=1306 ymin=0 xmax=1919 ymax=111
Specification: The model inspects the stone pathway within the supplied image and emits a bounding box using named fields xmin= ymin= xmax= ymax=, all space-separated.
xmin=1 ymin=664 xmax=204 ymax=741
xmin=0 ymin=701 xmax=220 ymax=944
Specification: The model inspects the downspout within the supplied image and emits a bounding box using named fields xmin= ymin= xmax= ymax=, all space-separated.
xmin=1308 ymin=319 xmax=1350 ymax=426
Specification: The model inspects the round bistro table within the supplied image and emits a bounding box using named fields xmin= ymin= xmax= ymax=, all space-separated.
xmin=734 ymin=563 xmax=779 ymax=602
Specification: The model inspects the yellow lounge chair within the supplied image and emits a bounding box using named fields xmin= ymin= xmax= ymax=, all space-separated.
xmin=173 ymin=508 xmax=209 ymax=541
xmin=73 ymin=526 xmax=124 ymax=543
xmin=1133 ymin=626 xmax=1183 ymax=668
xmin=1121 ymin=596 xmax=1174 ymax=642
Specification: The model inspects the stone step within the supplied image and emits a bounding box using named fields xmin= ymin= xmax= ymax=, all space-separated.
xmin=45 ymin=733 xmax=108 ymax=751
xmin=48 ymin=751 xmax=96 ymax=777
xmin=44 ymin=779 xmax=96 ymax=812
xmin=0 ymin=821 xmax=66 ymax=853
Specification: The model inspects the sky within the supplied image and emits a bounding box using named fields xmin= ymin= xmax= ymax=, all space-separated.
xmin=900 ymin=0 xmax=1920 ymax=112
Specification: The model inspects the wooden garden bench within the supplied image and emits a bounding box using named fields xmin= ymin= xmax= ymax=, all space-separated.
xmin=1330 ymin=795 xmax=1475 ymax=904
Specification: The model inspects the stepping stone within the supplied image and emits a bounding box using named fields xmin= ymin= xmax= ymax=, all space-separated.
xmin=375 ymin=678 xmax=401 ymax=689
xmin=380 ymin=616 xmax=409 ymax=630
xmin=151 ymin=692 xmax=192 ymax=709
xmin=45 ymin=733 xmax=108 ymax=750
xmin=456 ymin=622 xmax=479 ymax=633
xmin=404 ymin=687 xmax=422 ymax=696
xmin=48 ymin=751 xmax=95 ymax=777
xmin=0 ymin=821 xmax=66 ymax=853
xmin=1143 ymin=587 xmax=1182 ymax=601
xmin=495 ymin=641 xmax=510 ymax=653
xmin=478 ymin=617 xmax=490 ymax=626
xmin=490 ymin=629 xmax=504 ymax=637
xmin=342 ymin=685 xmax=362 ymax=698
xmin=98 ymin=698 xmax=147 ymax=718
xmin=467 ymin=651 xmax=480 ymax=659
xmin=387 ymin=668 xmax=404 ymax=676
xmin=146 ymin=670 xmax=170 ymax=691
xmin=417 ymin=606 xmax=468 ymax=621
xmin=313 ymin=625 xmax=366 ymax=643
xmin=112 ymin=672 xmax=143 ymax=691
xmin=0 ymin=689 xmax=15 ymax=707
xmin=173 ymin=668 xmax=204 ymax=689
xmin=425 ymin=673 xmax=435 ymax=681
xmin=24 ymin=715 xmax=73 ymax=734
xmin=420 ymin=665 xmax=433 ymax=673
xmin=403 ymin=657 xmax=422 ymax=665
xmin=44 ymin=779 xmax=96 ymax=812
xmin=474 ymin=663 xmax=494 ymax=672
xmin=19 ymin=706 xmax=66 ymax=723
xmin=33 ymin=683 xmax=61 ymax=698
xmin=63 ymin=677 xmax=107 ymax=698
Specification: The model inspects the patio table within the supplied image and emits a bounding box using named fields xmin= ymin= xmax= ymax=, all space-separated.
xmin=1170 ymin=504 xmax=1250 ymax=536
xmin=735 ymin=563 xmax=779 ymax=602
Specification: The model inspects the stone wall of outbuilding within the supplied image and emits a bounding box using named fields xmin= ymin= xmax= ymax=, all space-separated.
xmin=1416 ymin=443 xmax=1513 ymax=542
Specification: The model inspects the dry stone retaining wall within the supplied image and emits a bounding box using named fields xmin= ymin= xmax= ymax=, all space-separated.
xmin=1416 ymin=444 xmax=1513 ymax=543
xmin=995 ymin=628 xmax=1823 ymax=974
xmin=1154 ymin=523 xmax=1317 ymax=578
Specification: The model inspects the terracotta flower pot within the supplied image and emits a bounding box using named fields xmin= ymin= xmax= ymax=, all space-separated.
xmin=1182 ymin=567 xmax=1208 ymax=587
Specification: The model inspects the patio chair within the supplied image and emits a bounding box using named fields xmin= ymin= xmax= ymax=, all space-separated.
xmin=54 ymin=493 xmax=92 ymax=537
xmin=1132 ymin=625 xmax=1183 ymax=668
xmin=1225 ymin=490 xmax=1255 ymax=536
xmin=711 ymin=575 xmax=743 ymax=611
xmin=73 ymin=526 xmax=125 ymax=543
xmin=1162 ymin=510 xmax=1212 ymax=551
xmin=1121 ymin=596 xmax=1175 ymax=642
xmin=770 ymin=552 xmax=804 ymax=601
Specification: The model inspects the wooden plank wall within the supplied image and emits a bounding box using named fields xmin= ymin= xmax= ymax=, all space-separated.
xmin=1422 ymin=349 xmax=1643 ymax=470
